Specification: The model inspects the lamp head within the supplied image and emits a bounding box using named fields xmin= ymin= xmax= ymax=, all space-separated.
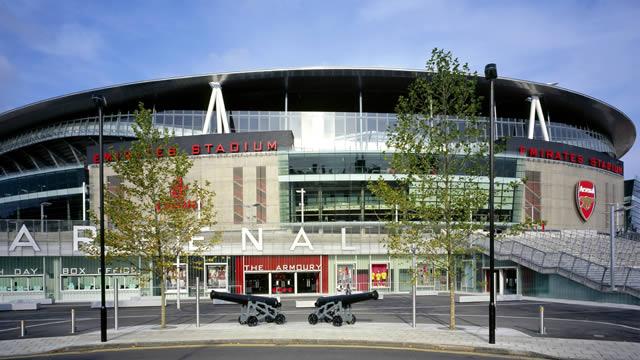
xmin=91 ymin=95 xmax=107 ymax=108
xmin=484 ymin=63 xmax=498 ymax=80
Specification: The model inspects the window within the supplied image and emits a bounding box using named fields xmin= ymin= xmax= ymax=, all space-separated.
xmin=166 ymin=263 xmax=187 ymax=293
xmin=206 ymin=264 xmax=227 ymax=289
xmin=336 ymin=263 xmax=355 ymax=294
xmin=0 ymin=276 xmax=44 ymax=292
xmin=233 ymin=167 xmax=243 ymax=224
xmin=371 ymin=263 xmax=389 ymax=288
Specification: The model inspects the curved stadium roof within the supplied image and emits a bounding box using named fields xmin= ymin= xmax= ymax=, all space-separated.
xmin=0 ymin=68 xmax=635 ymax=158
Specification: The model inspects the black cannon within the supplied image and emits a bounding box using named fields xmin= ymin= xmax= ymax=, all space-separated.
xmin=308 ymin=290 xmax=378 ymax=327
xmin=210 ymin=290 xmax=286 ymax=326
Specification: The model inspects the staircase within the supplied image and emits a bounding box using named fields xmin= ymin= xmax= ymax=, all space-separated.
xmin=473 ymin=230 xmax=640 ymax=299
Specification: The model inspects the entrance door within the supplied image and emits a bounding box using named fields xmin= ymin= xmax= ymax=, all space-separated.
xmin=484 ymin=269 xmax=517 ymax=295
xmin=484 ymin=269 xmax=497 ymax=296
xmin=297 ymin=272 xmax=319 ymax=293
xmin=245 ymin=273 xmax=269 ymax=294
xmin=503 ymin=268 xmax=518 ymax=295
xmin=272 ymin=272 xmax=295 ymax=294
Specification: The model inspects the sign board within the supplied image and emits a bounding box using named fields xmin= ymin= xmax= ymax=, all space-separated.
xmin=505 ymin=138 xmax=623 ymax=176
xmin=86 ymin=130 xmax=294 ymax=165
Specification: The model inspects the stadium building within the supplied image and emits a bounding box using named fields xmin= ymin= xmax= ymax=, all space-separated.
xmin=0 ymin=68 xmax=638 ymax=305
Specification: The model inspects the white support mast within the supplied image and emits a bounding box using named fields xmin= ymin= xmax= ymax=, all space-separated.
xmin=202 ymin=82 xmax=230 ymax=134
xmin=527 ymin=96 xmax=549 ymax=141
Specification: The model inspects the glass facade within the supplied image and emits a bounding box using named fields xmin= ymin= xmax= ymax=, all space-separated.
xmin=0 ymin=111 xmax=616 ymax=159
xmin=280 ymin=153 xmax=520 ymax=224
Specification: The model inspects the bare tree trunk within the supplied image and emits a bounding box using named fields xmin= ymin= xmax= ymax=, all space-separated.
xmin=160 ymin=269 xmax=166 ymax=328
xmin=449 ymin=253 xmax=456 ymax=330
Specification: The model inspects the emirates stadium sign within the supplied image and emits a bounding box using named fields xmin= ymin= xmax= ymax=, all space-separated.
xmin=86 ymin=130 xmax=294 ymax=165
xmin=576 ymin=180 xmax=596 ymax=221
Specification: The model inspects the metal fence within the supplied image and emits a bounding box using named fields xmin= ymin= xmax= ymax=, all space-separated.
xmin=474 ymin=230 xmax=640 ymax=298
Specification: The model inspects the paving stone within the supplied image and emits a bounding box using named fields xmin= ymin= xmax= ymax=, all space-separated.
xmin=0 ymin=322 xmax=637 ymax=359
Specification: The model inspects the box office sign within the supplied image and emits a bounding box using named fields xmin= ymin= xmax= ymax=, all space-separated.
xmin=86 ymin=130 xmax=294 ymax=165
xmin=61 ymin=256 xmax=138 ymax=275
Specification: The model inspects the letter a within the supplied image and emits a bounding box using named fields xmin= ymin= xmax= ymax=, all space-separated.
xmin=290 ymin=227 xmax=314 ymax=251
xmin=10 ymin=225 xmax=40 ymax=252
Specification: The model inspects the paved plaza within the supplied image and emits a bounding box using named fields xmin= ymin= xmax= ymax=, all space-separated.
xmin=1 ymin=295 xmax=639 ymax=359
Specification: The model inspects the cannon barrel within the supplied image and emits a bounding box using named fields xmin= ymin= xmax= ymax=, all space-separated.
xmin=210 ymin=290 xmax=281 ymax=308
xmin=314 ymin=290 xmax=378 ymax=307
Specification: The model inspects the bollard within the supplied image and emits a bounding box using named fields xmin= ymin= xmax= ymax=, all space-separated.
xmin=20 ymin=320 xmax=25 ymax=337
xmin=196 ymin=276 xmax=200 ymax=328
xmin=114 ymin=278 xmax=119 ymax=331
xmin=539 ymin=306 xmax=545 ymax=335
xmin=71 ymin=309 xmax=76 ymax=334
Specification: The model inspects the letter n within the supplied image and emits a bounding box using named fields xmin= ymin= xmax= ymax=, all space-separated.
xmin=242 ymin=228 xmax=263 ymax=251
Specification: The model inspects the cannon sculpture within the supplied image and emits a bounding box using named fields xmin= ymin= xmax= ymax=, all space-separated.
xmin=210 ymin=290 xmax=286 ymax=326
xmin=308 ymin=290 xmax=378 ymax=327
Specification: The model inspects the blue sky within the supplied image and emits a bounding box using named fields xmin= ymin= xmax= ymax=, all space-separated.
xmin=1 ymin=0 xmax=639 ymax=177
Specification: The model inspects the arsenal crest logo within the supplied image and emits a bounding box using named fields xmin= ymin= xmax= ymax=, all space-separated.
xmin=576 ymin=180 xmax=596 ymax=221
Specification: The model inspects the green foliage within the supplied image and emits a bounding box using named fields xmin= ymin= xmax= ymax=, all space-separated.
xmin=85 ymin=104 xmax=217 ymax=327
xmin=368 ymin=48 xmax=489 ymax=329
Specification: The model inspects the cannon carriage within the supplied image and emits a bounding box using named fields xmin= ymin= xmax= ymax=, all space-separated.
xmin=210 ymin=290 xmax=286 ymax=326
xmin=308 ymin=290 xmax=378 ymax=327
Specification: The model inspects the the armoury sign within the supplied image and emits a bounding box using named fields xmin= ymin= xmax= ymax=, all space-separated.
xmin=505 ymin=138 xmax=624 ymax=176
xmin=576 ymin=180 xmax=596 ymax=221
xmin=86 ymin=130 xmax=294 ymax=165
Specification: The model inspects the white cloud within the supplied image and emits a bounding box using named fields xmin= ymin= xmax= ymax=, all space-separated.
xmin=358 ymin=0 xmax=426 ymax=22
xmin=0 ymin=55 xmax=13 ymax=81
xmin=33 ymin=24 xmax=104 ymax=61
xmin=198 ymin=48 xmax=253 ymax=73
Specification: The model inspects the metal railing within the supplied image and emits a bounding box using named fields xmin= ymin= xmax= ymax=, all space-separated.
xmin=474 ymin=231 xmax=640 ymax=298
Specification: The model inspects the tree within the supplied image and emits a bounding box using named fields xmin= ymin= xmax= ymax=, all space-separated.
xmin=369 ymin=48 xmax=488 ymax=330
xmin=85 ymin=104 xmax=217 ymax=328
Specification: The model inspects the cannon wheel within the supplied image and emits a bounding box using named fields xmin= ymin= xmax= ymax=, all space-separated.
xmin=308 ymin=313 xmax=318 ymax=325
xmin=275 ymin=313 xmax=286 ymax=325
xmin=332 ymin=315 xmax=343 ymax=327
xmin=238 ymin=316 xmax=247 ymax=325
xmin=247 ymin=316 xmax=259 ymax=327
xmin=347 ymin=314 xmax=356 ymax=325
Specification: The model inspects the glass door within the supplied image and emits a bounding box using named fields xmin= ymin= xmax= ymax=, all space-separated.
xmin=503 ymin=268 xmax=518 ymax=295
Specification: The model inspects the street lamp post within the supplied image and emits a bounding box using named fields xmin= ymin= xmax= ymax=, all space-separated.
xmin=484 ymin=63 xmax=498 ymax=344
xmin=610 ymin=203 xmax=617 ymax=291
xmin=296 ymin=188 xmax=306 ymax=224
xmin=40 ymin=202 xmax=51 ymax=232
xmin=92 ymin=94 xmax=108 ymax=343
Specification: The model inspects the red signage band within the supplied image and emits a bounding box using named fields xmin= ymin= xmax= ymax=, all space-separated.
xmin=92 ymin=140 xmax=279 ymax=164
xmin=242 ymin=255 xmax=322 ymax=272
xmin=518 ymin=145 xmax=623 ymax=175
